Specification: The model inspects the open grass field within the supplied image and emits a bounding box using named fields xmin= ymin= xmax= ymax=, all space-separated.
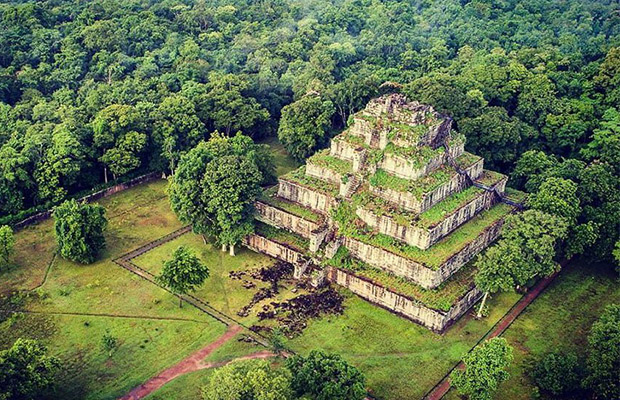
xmin=131 ymin=231 xmax=310 ymax=326
xmin=443 ymin=259 xmax=620 ymax=400
xmin=0 ymin=179 xmax=238 ymax=400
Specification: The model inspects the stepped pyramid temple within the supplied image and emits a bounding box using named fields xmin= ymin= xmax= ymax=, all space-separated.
xmin=244 ymin=94 xmax=524 ymax=332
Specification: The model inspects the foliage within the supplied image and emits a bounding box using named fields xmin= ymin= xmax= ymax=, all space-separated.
xmin=531 ymin=352 xmax=581 ymax=397
xmin=0 ymin=225 xmax=15 ymax=267
xmin=101 ymin=329 xmax=119 ymax=357
xmin=53 ymin=199 xmax=108 ymax=264
xmin=156 ymin=245 xmax=209 ymax=307
xmin=201 ymin=359 xmax=292 ymax=400
xmin=450 ymin=337 xmax=513 ymax=400
xmin=277 ymin=94 xmax=335 ymax=161
xmin=169 ymin=133 xmax=270 ymax=249
xmin=584 ymin=303 xmax=620 ymax=399
xmin=0 ymin=338 xmax=60 ymax=400
xmin=287 ymin=350 xmax=366 ymax=400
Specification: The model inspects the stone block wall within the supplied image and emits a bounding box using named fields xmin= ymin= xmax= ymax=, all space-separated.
xmin=243 ymin=234 xmax=307 ymax=266
xmin=329 ymin=138 xmax=358 ymax=161
xmin=277 ymin=179 xmax=336 ymax=213
xmin=325 ymin=266 xmax=481 ymax=332
xmin=255 ymin=201 xmax=322 ymax=239
xmin=355 ymin=187 xmax=499 ymax=250
xmin=342 ymin=236 xmax=437 ymax=288
xmin=305 ymin=162 xmax=343 ymax=185
xmin=435 ymin=217 xmax=505 ymax=281
xmin=342 ymin=214 xmax=506 ymax=289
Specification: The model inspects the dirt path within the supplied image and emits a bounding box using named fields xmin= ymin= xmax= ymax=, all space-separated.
xmin=118 ymin=324 xmax=276 ymax=400
xmin=424 ymin=268 xmax=563 ymax=400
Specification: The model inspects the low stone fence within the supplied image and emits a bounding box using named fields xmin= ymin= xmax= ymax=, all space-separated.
xmin=277 ymin=179 xmax=337 ymax=214
xmin=325 ymin=266 xmax=481 ymax=332
xmin=12 ymin=172 xmax=160 ymax=231
xmin=342 ymin=216 xmax=505 ymax=289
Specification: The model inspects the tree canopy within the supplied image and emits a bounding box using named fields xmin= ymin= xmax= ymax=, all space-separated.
xmin=168 ymin=133 xmax=269 ymax=254
xmin=0 ymin=338 xmax=60 ymax=400
xmin=156 ymin=245 xmax=209 ymax=307
xmin=286 ymin=350 xmax=366 ymax=400
xmin=53 ymin=199 xmax=108 ymax=264
xmin=450 ymin=337 xmax=513 ymax=400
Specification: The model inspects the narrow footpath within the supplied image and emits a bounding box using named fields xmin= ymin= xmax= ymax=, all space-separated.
xmin=424 ymin=269 xmax=562 ymax=400
xmin=119 ymin=324 xmax=277 ymax=400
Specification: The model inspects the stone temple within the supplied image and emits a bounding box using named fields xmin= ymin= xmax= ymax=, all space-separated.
xmin=244 ymin=94 xmax=524 ymax=332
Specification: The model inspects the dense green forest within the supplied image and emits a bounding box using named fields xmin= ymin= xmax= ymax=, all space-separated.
xmin=1 ymin=0 xmax=618 ymax=260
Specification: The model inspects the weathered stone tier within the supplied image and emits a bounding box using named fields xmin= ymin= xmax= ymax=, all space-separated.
xmin=244 ymin=233 xmax=308 ymax=267
xmin=369 ymin=156 xmax=484 ymax=214
xmin=277 ymin=176 xmax=338 ymax=213
xmin=325 ymin=266 xmax=481 ymax=332
xmin=343 ymin=213 xmax=506 ymax=289
xmin=355 ymin=172 xmax=507 ymax=249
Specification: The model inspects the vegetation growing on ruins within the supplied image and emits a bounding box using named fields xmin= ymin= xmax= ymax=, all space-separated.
xmin=280 ymin=167 xmax=340 ymax=197
xmin=327 ymin=247 xmax=476 ymax=311
xmin=258 ymin=186 xmax=323 ymax=224
xmin=254 ymin=221 xmax=310 ymax=253
xmin=306 ymin=149 xmax=353 ymax=175
xmin=333 ymin=201 xmax=514 ymax=269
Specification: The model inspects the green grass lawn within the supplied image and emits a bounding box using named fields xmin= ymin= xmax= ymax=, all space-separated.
xmin=287 ymin=289 xmax=521 ymax=399
xmin=144 ymin=368 xmax=215 ymax=400
xmin=443 ymin=260 xmax=620 ymax=400
xmin=0 ymin=179 xmax=229 ymax=400
xmin=257 ymin=136 xmax=300 ymax=177
xmin=132 ymin=231 xmax=310 ymax=326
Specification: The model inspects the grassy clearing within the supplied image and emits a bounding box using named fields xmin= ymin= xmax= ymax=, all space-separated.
xmin=499 ymin=261 xmax=619 ymax=399
xmin=287 ymin=288 xmax=521 ymax=399
xmin=258 ymin=186 xmax=324 ymax=224
xmin=132 ymin=231 xmax=308 ymax=326
xmin=257 ymin=136 xmax=300 ymax=177
xmin=1 ymin=179 xmax=229 ymax=400
xmin=144 ymin=368 xmax=215 ymax=400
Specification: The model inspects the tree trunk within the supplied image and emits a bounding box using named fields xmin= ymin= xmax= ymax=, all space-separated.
xmin=202 ymin=235 xmax=207 ymax=245
xmin=477 ymin=292 xmax=489 ymax=318
xmin=104 ymin=167 xmax=108 ymax=184
xmin=179 ymin=296 xmax=183 ymax=308
xmin=229 ymin=244 xmax=235 ymax=256
xmin=221 ymin=243 xmax=227 ymax=252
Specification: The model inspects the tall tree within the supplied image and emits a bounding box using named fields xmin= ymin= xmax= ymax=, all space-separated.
xmin=0 ymin=225 xmax=15 ymax=268
xmin=450 ymin=337 xmax=513 ymax=400
xmin=156 ymin=246 xmax=209 ymax=307
xmin=277 ymin=94 xmax=334 ymax=161
xmin=0 ymin=338 xmax=60 ymax=400
xmin=152 ymin=95 xmax=204 ymax=175
xmin=169 ymin=134 xmax=269 ymax=255
xmin=92 ymin=104 xmax=146 ymax=182
xmin=584 ymin=304 xmax=620 ymax=399
xmin=202 ymin=359 xmax=292 ymax=400
xmin=53 ymin=199 xmax=107 ymax=264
